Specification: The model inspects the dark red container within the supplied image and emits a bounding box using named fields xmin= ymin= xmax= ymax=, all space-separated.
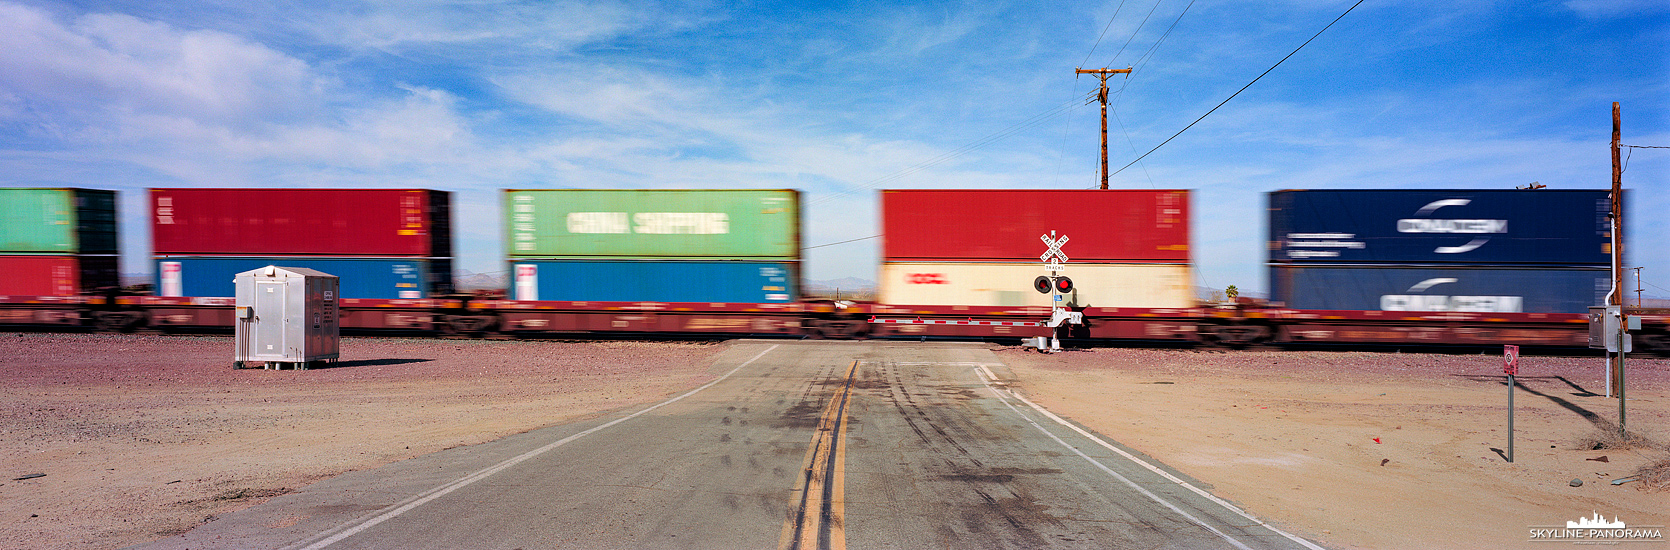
xmin=882 ymin=189 xmax=1190 ymax=262
xmin=0 ymin=255 xmax=118 ymax=296
xmin=151 ymin=189 xmax=452 ymax=257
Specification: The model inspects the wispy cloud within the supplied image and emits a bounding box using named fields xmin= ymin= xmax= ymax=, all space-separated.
xmin=0 ymin=0 xmax=1662 ymax=287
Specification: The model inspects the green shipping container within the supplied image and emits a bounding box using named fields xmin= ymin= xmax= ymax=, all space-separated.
xmin=0 ymin=188 xmax=117 ymax=254
xmin=505 ymin=189 xmax=800 ymax=259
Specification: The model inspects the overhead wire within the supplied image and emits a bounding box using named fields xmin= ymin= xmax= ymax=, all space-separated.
xmin=1079 ymin=0 xmax=1131 ymax=69
xmin=1105 ymin=0 xmax=1168 ymax=68
xmin=802 ymin=234 xmax=880 ymax=250
xmin=1105 ymin=0 xmax=1195 ymax=188
xmin=807 ymin=92 xmax=1096 ymax=207
xmin=1130 ymin=0 xmax=1193 ymax=74
xmin=1067 ymin=2 xmax=1135 ymax=189
xmin=1109 ymin=0 xmax=1366 ymax=178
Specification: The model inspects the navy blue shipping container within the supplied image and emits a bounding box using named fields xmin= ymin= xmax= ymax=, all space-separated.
xmin=1268 ymin=190 xmax=1614 ymax=265
xmin=156 ymin=257 xmax=451 ymax=299
xmin=1269 ymin=265 xmax=1608 ymax=313
xmin=510 ymin=260 xmax=798 ymax=303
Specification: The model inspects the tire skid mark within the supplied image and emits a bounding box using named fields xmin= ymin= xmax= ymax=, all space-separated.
xmin=875 ymin=361 xmax=1052 ymax=548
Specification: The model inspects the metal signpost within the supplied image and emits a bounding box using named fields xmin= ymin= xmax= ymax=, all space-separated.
xmin=1504 ymin=344 xmax=1519 ymax=463
xmin=1034 ymin=231 xmax=1082 ymax=353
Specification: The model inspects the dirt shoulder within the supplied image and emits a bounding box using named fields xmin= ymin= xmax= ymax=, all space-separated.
xmin=4 ymin=334 xmax=1667 ymax=550
xmin=0 ymin=333 xmax=727 ymax=550
xmin=996 ymin=346 xmax=1670 ymax=550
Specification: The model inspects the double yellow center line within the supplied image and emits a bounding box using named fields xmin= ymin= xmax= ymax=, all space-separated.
xmin=779 ymin=360 xmax=859 ymax=550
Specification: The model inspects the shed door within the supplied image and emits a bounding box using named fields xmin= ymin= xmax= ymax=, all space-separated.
xmin=256 ymin=281 xmax=286 ymax=357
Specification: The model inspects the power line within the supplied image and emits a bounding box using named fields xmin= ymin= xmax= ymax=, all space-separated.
xmin=1130 ymin=0 xmax=1194 ymax=74
xmin=1106 ymin=0 xmax=1168 ymax=68
xmin=807 ymin=94 xmax=1094 ymax=206
xmin=1110 ymin=0 xmax=1366 ymax=178
xmin=802 ymin=234 xmax=880 ymax=250
xmin=1622 ymin=144 xmax=1670 ymax=149
xmin=1080 ymin=0 xmax=1131 ymax=69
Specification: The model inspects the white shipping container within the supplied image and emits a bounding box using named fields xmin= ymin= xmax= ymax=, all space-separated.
xmin=880 ymin=262 xmax=1193 ymax=308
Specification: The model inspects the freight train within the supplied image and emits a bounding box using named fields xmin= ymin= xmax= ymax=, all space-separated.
xmin=0 ymin=186 xmax=1663 ymax=354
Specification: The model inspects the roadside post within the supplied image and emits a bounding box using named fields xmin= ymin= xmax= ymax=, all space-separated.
xmin=1504 ymin=344 xmax=1519 ymax=463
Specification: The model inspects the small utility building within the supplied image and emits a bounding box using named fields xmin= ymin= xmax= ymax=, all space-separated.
xmin=234 ymin=266 xmax=340 ymax=369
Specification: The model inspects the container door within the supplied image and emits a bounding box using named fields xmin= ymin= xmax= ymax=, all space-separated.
xmin=514 ymin=264 xmax=538 ymax=301
xmin=255 ymin=280 xmax=286 ymax=359
xmin=159 ymin=261 xmax=183 ymax=297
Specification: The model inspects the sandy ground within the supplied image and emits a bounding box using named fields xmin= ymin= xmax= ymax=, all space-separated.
xmin=995 ymin=346 xmax=1670 ymax=550
xmin=0 ymin=333 xmax=726 ymax=550
xmin=1 ymin=333 xmax=1666 ymax=550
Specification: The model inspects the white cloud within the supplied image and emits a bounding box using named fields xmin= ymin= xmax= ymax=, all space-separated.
xmin=303 ymin=0 xmax=687 ymax=54
xmin=1564 ymin=0 xmax=1670 ymax=18
xmin=0 ymin=1 xmax=483 ymax=183
xmin=0 ymin=3 xmax=324 ymax=125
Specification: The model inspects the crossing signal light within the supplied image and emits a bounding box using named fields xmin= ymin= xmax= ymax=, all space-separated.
xmin=1054 ymin=276 xmax=1074 ymax=293
xmin=1034 ymin=275 xmax=1074 ymax=294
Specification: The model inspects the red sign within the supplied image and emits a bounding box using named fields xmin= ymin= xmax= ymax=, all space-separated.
xmin=1503 ymin=344 xmax=1520 ymax=376
xmin=906 ymin=273 xmax=948 ymax=285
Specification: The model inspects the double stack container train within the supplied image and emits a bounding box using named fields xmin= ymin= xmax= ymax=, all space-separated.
xmin=0 ymin=188 xmax=119 ymax=297
xmin=151 ymin=188 xmax=453 ymax=300
xmin=1268 ymin=189 xmax=1613 ymax=313
xmin=0 ymin=186 xmax=1661 ymax=353
xmin=503 ymin=189 xmax=799 ymax=303
xmin=879 ymin=189 xmax=1193 ymax=308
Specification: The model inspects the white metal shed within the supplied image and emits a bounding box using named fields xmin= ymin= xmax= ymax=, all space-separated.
xmin=234 ymin=265 xmax=340 ymax=369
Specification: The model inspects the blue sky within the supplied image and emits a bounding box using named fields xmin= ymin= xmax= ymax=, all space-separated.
xmin=1 ymin=0 xmax=1666 ymax=296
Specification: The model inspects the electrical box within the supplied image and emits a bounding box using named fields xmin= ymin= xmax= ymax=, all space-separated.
xmin=1588 ymin=305 xmax=1633 ymax=353
xmin=234 ymin=265 xmax=340 ymax=369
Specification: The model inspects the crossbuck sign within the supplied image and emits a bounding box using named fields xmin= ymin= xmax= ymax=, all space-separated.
xmin=1041 ymin=231 xmax=1069 ymax=272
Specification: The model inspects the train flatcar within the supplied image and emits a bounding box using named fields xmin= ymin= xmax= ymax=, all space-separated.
xmin=0 ymin=186 xmax=1661 ymax=354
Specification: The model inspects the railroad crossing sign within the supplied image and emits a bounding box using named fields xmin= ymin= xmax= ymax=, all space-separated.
xmin=1041 ymin=231 xmax=1069 ymax=271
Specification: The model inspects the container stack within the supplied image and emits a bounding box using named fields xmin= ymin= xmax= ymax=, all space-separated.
xmin=1267 ymin=189 xmax=1614 ymax=313
xmin=0 ymin=188 xmax=119 ymax=296
xmin=151 ymin=189 xmax=453 ymax=299
xmin=505 ymin=189 xmax=801 ymax=303
xmin=879 ymin=189 xmax=1194 ymax=308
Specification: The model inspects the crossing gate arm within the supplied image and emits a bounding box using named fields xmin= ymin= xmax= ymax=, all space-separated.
xmin=868 ymin=316 xmax=1044 ymax=327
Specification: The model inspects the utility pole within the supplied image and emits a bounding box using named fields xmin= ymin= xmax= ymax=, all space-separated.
xmin=1076 ymin=67 xmax=1131 ymax=189
xmin=1633 ymin=267 xmax=1644 ymax=308
xmin=1610 ymin=101 xmax=1625 ymax=436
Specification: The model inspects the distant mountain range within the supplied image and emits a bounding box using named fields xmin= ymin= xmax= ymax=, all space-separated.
xmin=804 ymin=277 xmax=876 ymax=291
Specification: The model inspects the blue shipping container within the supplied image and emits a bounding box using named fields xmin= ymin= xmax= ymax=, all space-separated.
xmin=511 ymin=260 xmax=798 ymax=303
xmin=157 ymin=257 xmax=442 ymax=299
xmin=1268 ymin=190 xmax=1613 ymax=265
xmin=1269 ymin=265 xmax=1609 ymax=313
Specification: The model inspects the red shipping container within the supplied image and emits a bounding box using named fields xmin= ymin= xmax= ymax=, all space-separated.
xmin=0 ymin=255 xmax=118 ymax=296
xmin=882 ymin=189 xmax=1190 ymax=262
xmin=151 ymin=189 xmax=452 ymax=257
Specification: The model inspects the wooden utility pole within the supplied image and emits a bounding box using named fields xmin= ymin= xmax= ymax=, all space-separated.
xmin=1610 ymin=101 xmax=1625 ymax=434
xmin=1076 ymin=67 xmax=1131 ymax=189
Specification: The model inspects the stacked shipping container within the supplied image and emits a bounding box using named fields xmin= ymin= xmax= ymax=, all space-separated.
xmin=0 ymin=188 xmax=119 ymax=296
xmin=151 ymin=189 xmax=453 ymax=299
xmin=880 ymin=189 xmax=1194 ymax=308
xmin=1267 ymin=189 xmax=1614 ymax=313
xmin=505 ymin=189 xmax=801 ymax=303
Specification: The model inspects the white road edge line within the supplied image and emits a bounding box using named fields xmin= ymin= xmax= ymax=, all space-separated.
xmin=977 ymin=365 xmax=1326 ymax=550
xmin=285 ymin=344 xmax=781 ymax=550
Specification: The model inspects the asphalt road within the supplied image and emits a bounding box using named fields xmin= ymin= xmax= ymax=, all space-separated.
xmin=134 ymin=340 xmax=1324 ymax=550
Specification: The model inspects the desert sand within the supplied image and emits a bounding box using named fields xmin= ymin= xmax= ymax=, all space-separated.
xmin=2 ymin=333 xmax=1666 ymax=549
